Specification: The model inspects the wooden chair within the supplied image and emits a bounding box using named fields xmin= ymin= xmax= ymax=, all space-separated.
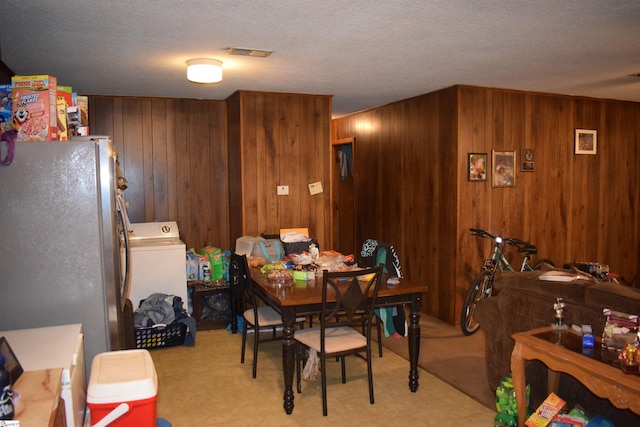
xmin=229 ymin=253 xmax=305 ymax=378
xmin=294 ymin=264 xmax=384 ymax=416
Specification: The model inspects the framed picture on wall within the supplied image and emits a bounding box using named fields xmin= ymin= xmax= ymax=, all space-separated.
xmin=468 ymin=153 xmax=487 ymax=181
xmin=492 ymin=150 xmax=516 ymax=187
xmin=520 ymin=148 xmax=535 ymax=172
xmin=575 ymin=129 xmax=597 ymax=155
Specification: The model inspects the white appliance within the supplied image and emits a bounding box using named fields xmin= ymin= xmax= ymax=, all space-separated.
xmin=0 ymin=324 xmax=86 ymax=427
xmin=127 ymin=221 xmax=189 ymax=313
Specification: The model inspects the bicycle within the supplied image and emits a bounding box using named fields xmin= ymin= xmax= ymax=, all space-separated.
xmin=460 ymin=228 xmax=554 ymax=336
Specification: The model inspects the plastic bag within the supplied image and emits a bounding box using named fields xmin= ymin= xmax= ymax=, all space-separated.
xmin=494 ymin=374 xmax=529 ymax=427
xmin=251 ymin=239 xmax=284 ymax=262
xmin=302 ymin=349 xmax=320 ymax=381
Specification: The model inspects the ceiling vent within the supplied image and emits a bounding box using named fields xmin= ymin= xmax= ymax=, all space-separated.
xmin=225 ymin=47 xmax=272 ymax=58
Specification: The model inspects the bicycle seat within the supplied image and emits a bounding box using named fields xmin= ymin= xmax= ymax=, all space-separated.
xmin=518 ymin=245 xmax=537 ymax=255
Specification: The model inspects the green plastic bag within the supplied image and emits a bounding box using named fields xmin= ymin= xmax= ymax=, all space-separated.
xmin=494 ymin=374 xmax=530 ymax=427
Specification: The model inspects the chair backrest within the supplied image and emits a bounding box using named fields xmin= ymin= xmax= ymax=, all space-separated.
xmin=360 ymin=239 xmax=402 ymax=278
xmin=229 ymin=253 xmax=257 ymax=314
xmin=320 ymin=264 xmax=384 ymax=346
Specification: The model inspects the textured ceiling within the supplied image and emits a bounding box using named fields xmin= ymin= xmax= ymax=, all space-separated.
xmin=1 ymin=0 xmax=639 ymax=117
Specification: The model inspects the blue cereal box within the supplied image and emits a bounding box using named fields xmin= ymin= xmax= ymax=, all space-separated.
xmin=0 ymin=84 xmax=12 ymax=133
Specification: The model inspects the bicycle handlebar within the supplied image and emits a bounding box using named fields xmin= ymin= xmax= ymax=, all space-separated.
xmin=469 ymin=228 xmax=537 ymax=253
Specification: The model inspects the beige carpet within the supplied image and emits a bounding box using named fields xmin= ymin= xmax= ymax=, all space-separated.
xmin=150 ymin=326 xmax=496 ymax=426
xmin=378 ymin=314 xmax=496 ymax=410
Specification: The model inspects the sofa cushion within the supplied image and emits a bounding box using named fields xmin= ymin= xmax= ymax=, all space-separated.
xmin=493 ymin=270 xmax=595 ymax=306
xmin=584 ymin=281 xmax=640 ymax=316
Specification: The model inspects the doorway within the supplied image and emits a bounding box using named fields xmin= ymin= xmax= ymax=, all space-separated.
xmin=331 ymin=137 xmax=357 ymax=255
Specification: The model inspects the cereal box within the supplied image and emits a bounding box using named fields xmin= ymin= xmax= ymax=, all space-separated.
xmin=526 ymin=393 xmax=567 ymax=426
xmin=0 ymin=84 xmax=12 ymax=133
xmin=11 ymin=75 xmax=58 ymax=141
xmin=57 ymin=85 xmax=73 ymax=108
xmin=56 ymin=96 xmax=68 ymax=141
xmin=76 ymin=95 xmax=89 ymax=135
xmin=56 ymin=85 xmax=73 ymax=140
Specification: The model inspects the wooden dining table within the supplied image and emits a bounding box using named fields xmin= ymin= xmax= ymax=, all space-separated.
xmin=249 ymin=266 xmax=428 ymax=414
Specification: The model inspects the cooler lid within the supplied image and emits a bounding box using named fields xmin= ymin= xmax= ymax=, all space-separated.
xmin=128 ymin=221 xmax=180 ymax=242
xmin=87 ymin=349 xmax=158 ymax=403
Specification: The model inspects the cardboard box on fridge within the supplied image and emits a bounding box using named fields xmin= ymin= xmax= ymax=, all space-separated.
xmin=0 ymin=84 xmax=12 ymax=134
xmin=56 ymin=86 xmax=73 ymax=139
xmin=56 ymin=96 xmax=68 ymax=141
xmin=76 ymin=95 xmax=89 ymax=134
xmin=57 ymin=85 xmax=73 ymax=108
xmin=11 ymin=75 xmax=58 ymax=141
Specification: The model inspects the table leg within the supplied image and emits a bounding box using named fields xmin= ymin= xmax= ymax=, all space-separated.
xmin=511 ymin=342 xmax=527 ymax=427
xmin=547 ymin=368 xmax=561 ymax=395
xmin=408 ymin=292 xmax=422 ymax=392
xmin=281 ymin=307 xmax=296 ymax=414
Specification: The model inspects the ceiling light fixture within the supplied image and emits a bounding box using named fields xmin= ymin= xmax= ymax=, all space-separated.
xmin=186 ymin=58 xmax=223 ymax=83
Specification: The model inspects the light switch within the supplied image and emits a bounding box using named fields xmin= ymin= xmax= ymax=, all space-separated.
xmin=277 ymin=185 xmax=289 ymax=195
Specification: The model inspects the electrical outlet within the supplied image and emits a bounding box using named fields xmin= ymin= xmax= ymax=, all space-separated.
xmin=277 ymin=185 xmax=289 ymax=195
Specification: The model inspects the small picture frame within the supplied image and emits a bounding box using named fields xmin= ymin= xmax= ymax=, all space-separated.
xmin=575 ymin=129 xmax=597 ymax=155
xmin=492 ymin=150 xmax=516 ymax=187
xmin=520 ymin=148 xmax=535 ymax=172
xmin=468 ymin=153 xmax=487 ymax=181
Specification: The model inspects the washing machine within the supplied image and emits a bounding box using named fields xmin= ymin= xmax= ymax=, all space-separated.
xmin=126 ymin=221 xmax=188 ymax=313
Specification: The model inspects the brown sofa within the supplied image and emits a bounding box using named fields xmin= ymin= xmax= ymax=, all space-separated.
xmin=475 ymin=269 xmax=640 ymax=424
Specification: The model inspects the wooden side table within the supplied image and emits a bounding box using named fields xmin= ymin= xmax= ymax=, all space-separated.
xmin=13 ymin=368 xmax=65 ymax=427
xmin=511 ymin=326 xmax=640 ymax=426
xmin=188 ymin=280 xmax=237 ymax=332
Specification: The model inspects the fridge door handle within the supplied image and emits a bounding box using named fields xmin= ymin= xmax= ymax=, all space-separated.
xmin=116 ymin=195 xmax=131 ymax=306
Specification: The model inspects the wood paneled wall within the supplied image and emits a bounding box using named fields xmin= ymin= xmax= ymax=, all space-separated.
xmin=89 ymin=96 xmax=230 ymax=250
xmin=333 ymin=85 xmax=640 ymax=324
xmin=227 ymin=91 xmax=332 ymax=249
xmin=89 ymin=91 xmax=332 ymax=252
xmin=89 ymin=86 xmax=640 ymax=325
xmin=333 ymin=88 xmax=459 ymax=321
xmin=456 ymin=86 xmax=640 ymax=308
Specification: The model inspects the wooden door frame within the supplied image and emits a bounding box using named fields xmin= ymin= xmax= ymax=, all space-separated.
xmin=330 ymin=137 xmax=356 ymax=253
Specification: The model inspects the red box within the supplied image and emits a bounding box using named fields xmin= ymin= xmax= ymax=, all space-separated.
xmin=87 ymin=349 xmax=158 ymax=427
xmin=11 ymin=75 xmax=58 ymax=141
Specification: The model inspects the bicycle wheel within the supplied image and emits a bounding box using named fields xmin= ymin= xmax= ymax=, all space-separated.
xmin=532 ymin=258 xmax=555 ymax=270
xmin=460 ymin=270 xmax=494 ymax=336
